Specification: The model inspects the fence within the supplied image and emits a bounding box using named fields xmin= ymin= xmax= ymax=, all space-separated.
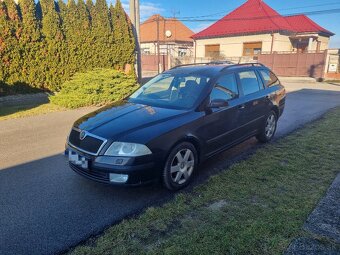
xmin=142 ymin=50 xmax=340 ymax=80
xmin=258 ymin=51 xmax=327 ymax=78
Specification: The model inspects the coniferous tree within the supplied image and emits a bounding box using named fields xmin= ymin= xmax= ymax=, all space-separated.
xmin=62 ymin=0 xmax=80 ymax=77
xmin=56 ymin=0 xmax=67 ymax=24
xmin=90 ymin=0 xmax=111 ymax=67
xmin=77 ymin=0 xmax=91 ymax=68
xmin=19 ymin=0 xmax=44 ymax=87
xmin=0 ymin=1 xmax=10 ymax=83
xmin=40 ymin=0 xmax=65 ymax=89
xmin=1 ymin=0 xmax=137 ymax=91
xmin=4 ymin=0 xmax=21 ymax=33
xmin=85 ymin=0 xmax=93 ymax=23
xmin=1 ymin=0 xmax=22 ymax=84
xmin=111 ymin=0 xmax=135 ymax=70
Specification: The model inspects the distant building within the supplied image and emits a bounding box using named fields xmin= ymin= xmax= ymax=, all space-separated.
xmin=192 ymin=0 xmax=334 ymax=59
xmin=140 ymin=14 xmax=194 ymax=57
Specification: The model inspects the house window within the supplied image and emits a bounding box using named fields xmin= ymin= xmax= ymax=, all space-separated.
xmin=159 ymin=45 xmax=168 ymax=55
xmin=243 ymin=42 xmax=262 ymax=56
xmin=141 ymin=48 xmax=150 ymax=55
xmin=178 ymin=48 xmax=187 ymax=57
xmin=205 ymin=44 xmax=220 ymax=58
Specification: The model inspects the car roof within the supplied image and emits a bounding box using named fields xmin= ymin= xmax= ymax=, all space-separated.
xmin=163 ymin=62 xmax=269 ymax=77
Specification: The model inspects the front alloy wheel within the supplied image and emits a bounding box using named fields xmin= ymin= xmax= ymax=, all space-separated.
xmin=163 ymin=142 xmax=197 ymax=191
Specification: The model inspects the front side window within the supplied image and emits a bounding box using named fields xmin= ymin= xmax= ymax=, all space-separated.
xmin=129 ymin=73 xmax=210 ymax=109
xmin=210 ymin=73 xmax=239 ymax=101
xmin=238 ymin=71 xmax=261 ymax=96
xmin=259 ymin=70 xmax=280 ymax=87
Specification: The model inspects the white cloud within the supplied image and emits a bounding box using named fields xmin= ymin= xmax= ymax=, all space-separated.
xmin=120 ymin=0 xmax=164 ymax=21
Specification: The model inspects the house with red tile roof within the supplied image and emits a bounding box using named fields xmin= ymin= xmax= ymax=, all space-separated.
xmin=140 ymin=14 xmax=194 ymax=57
xmin=192 ymin=0 xmax=334 ymax=59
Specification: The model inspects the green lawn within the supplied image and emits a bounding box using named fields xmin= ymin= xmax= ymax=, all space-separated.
xmin=70 ymin=108 xmax=340 ymax=255
xmin=0 ymin=103 xmax=65 ymax=121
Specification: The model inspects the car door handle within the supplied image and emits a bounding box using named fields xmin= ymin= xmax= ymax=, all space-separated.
xmin=238 ymin=104 xmax=246 ymax=110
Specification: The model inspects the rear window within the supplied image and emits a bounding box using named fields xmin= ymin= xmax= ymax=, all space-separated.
xmin=238 ymin=71 xmax=261 ymax=96
xmin=260 ymin=70 xmax=280 ymax=87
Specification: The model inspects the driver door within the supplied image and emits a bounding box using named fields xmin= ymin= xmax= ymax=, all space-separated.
xmin=199 ymin=73 xmax=243 ymax=156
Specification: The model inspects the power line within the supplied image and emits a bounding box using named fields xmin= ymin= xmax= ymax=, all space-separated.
xmin=164 ymin=1 xmax=340 ymax=20
xmin=141 ymin=8 xmax=340 ymax=25
xmin=177 ymin=8 xmax=340 ymax=22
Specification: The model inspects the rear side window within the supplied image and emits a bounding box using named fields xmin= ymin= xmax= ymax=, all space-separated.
xmin=260 ymin=70 xmax=280 ymax=87
xmin=238 ymin=71 xmax=261 ymax=96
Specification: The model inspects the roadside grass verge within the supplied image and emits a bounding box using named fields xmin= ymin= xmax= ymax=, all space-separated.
xmin=70 ymin=108 xmax=340 ymax=255
xmin=0 ymin=103 xmax=65 ymax=121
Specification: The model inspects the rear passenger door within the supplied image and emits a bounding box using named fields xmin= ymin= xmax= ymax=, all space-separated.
xmin=236 ymin=70 xmax=268 ymax=135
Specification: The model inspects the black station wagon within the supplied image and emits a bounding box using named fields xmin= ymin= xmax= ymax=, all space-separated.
xmin=66 ymin=62 xmax=286 ymax=190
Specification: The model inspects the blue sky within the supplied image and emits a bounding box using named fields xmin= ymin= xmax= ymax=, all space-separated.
xmin=120 ymin=0 xmax=340 ymax=48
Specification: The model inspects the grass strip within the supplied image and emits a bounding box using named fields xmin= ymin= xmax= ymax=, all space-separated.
xmin=70 ymin=108 xmax=340 ymax=255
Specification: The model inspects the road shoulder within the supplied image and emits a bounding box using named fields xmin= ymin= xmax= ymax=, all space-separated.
xmin=286 ymin=173 xmax=340 ymax=254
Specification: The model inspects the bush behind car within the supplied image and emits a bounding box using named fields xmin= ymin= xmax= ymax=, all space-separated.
xmin=50 ymin=69 xmax=138 ymax=109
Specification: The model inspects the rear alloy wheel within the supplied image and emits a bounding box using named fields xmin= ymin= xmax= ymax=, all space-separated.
xmin=163 ymin=142 xmax=197 ymax=191
xmin=257 ymin=111 xmax=277 ymax=143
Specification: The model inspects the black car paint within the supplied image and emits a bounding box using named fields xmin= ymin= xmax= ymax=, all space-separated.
xmin=67 ymin=65 xmax=286 ymax=185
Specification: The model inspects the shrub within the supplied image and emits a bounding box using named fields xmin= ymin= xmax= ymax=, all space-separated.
xmin=49 ymin=69 xmax=138 ymax=109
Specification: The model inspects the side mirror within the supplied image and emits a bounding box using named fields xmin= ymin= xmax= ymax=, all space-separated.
xmin=209 ymin=99 xmax=229 ymax=108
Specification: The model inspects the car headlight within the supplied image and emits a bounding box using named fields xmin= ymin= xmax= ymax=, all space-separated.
xmin=104 ymin=142 xmax=152 ymax=157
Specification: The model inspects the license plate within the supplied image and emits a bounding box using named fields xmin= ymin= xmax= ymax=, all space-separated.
xmin=68 ymin=150 xmax=89 ymax=169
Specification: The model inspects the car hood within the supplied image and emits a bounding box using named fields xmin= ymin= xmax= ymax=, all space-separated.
xmin=74 ymin=100 xmax=189 ymax=140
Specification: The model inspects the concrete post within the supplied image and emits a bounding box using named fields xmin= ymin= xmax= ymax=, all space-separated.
xmin=308 ymin=37 xmax=313 ymax=52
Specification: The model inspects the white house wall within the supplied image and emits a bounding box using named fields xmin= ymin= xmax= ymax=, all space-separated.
xmin=195 ymin=33 xmax=330 ymax=58
xmin=195 ymin=34 xmax=274 ymax=58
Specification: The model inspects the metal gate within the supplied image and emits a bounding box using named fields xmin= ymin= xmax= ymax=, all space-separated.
xmin=141 ymin=54 xmax=168 ymax=72
xmin=258 ymin=52 xmax=326 ymax=78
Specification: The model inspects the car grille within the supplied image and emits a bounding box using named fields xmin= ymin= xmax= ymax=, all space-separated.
xmin=69 ymin=163 xmax=110 ymax=183
xmin=68 ymin=129 xmax=106 ymax=155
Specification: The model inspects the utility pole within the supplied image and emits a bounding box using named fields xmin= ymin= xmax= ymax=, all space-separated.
xmin=130 ymin=0 xmax=142 ymax=83
xmin=156 ymin=15 xmax=161 ymax=73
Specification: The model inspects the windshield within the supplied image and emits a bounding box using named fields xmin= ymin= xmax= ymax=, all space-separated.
xmin=129 ymin=73 xmax=210 ymax=109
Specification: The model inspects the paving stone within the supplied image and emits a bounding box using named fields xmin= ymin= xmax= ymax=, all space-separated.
xmin=285 ymin=237 xmax=340 ymax=255
xmin=304 ymin=173 xmax=340 ymax=243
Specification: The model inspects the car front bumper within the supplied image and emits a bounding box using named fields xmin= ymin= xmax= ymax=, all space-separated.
xmin=66 ymin=147 xmax=162 ymax=186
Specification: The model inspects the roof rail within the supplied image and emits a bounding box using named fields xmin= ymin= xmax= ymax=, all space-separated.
xmin=170 ymin=60 xmax=236 ymax=70
xmin=169 ymin=61 xmax=266 ymax=71
xmin=169 ymin=62 xmax=210 ymax=70
xmin=221 ymin=62 xmax=266 ymax=71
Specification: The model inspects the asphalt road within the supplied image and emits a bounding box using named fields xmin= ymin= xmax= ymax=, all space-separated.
xmin=1 ymin=82 xmax=340 ymax=255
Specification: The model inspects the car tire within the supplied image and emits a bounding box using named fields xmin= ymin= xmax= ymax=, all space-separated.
xmin=256 ymin=110 xmax=277 ymax=143
xmin=162 ymin=142 xmax=198 ymax=191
